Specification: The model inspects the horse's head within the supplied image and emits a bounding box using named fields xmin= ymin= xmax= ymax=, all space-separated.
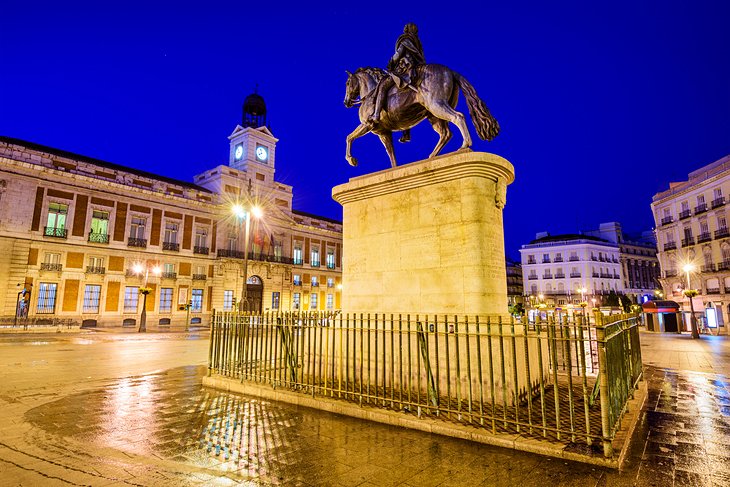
xmin=343 ymin=70 xmax=360 ymax=108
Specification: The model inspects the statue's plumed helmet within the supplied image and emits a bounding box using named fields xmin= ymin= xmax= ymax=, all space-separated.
xmin=404 ymin=23 xmax=418 ymax=34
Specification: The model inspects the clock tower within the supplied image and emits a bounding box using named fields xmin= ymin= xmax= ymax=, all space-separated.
xmin=228 ymin=91 xmax=278 ymax=179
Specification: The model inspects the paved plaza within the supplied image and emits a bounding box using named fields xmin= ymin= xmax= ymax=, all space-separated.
xmin=0 ymin=329 xmax=729 ymax=486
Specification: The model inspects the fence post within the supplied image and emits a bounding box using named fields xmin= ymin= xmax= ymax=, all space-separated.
xmin=595 ymin=312 xmax=614 ymax=458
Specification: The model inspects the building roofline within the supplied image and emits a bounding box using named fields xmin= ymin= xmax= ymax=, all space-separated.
xmin=652 ymin=153 xmax=730 ymax=202
xmin=292 ymin=209 xmax=342 ymax=225
xmin=0 ymin=136 xmax=212 ymax=193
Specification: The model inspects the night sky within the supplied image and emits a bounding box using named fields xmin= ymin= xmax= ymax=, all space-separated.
xmin=3 ymin=1 xmax=729 ymax=259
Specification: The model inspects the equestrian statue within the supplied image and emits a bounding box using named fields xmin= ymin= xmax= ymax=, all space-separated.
xmin=344 ymin=23 xmax=500 ymax=168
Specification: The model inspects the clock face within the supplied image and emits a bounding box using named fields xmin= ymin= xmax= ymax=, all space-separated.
xmin=256 ymin=145 xmax=268 ymax=162
xmin=234 ymin=144 xmax=243 ymax=160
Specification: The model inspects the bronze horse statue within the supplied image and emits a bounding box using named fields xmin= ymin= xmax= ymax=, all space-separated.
xmin=343 ymin=65 xmax=499 ymax=168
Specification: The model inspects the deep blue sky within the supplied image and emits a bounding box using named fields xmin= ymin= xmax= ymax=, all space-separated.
xmin=2 ymin=1 xmax=729 ymax=259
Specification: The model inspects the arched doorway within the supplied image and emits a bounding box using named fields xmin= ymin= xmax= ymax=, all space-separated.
xmin=245 ymin=275 xmax=263 ymax=313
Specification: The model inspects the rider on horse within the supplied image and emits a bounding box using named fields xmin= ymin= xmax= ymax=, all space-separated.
xmin=370 ymin=23 xmax=426 ymax=143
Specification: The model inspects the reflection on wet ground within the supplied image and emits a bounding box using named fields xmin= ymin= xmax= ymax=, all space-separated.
xmin=13 ymin=337 xmax=730 ymax=486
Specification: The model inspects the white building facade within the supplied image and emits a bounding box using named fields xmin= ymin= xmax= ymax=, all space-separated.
xmin=652 ymin=154 xmax=730 ymax=335
xmin=519 ymin=233 xmax=623 ymax=307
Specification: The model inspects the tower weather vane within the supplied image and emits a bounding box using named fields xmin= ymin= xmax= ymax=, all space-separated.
xmin=343 ymin=23 xmax=500 ymax=168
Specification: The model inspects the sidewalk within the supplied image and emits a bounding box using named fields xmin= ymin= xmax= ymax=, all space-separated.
xmin=639 ymin=329 xmax=730 ymax=375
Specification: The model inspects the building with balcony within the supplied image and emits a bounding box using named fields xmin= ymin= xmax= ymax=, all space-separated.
xmin=0 ymin=93 xmax=342 ymax=329
xmin=520 ymin=231 xmax=623 ymax=308
xmin=519 ymin=222 xmax=659 ymax=309
xmin=505 ymin=258 xmax=524 ymax=309
xmin=652 ymin=154 xmax=730 ymax=334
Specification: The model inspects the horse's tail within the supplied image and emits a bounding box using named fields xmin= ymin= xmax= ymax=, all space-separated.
xmin=455 ymin=72 xmax=500 ymax=141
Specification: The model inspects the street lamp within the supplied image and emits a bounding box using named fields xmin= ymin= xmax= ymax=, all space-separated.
xmin=682 ymin=263 xmax=700 ymax=339
xmin=232 ymin=204 xmax=263 ymax=312
xmin=134 ymin=262 xmax=161 ymax=332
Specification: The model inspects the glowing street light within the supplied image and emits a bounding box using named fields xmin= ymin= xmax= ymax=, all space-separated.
xmin=682 ymin=263 xmax=700 ymax=339
xmin=134 ymin=262 xmax=161 ymax=332
xmin=232 ymin=203 xmax=263 ymax=312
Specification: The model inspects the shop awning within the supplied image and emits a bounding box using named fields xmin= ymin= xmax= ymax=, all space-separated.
xmin=642 ymin=300 xmax=680 ymax=313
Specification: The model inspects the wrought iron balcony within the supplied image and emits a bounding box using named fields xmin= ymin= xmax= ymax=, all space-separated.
xmin=192 ymin=274 xmax=207 ymax=280
xmin=88 ymin=232 xmax=109 ymax=244
xmin=40 ymin=263 xmax=62 ymax=271
xmin=715 ymin=228 xmax=730 ymax=239
xmin=664 ymin=270 xmax=678 ymax=278
xmin=527 ymin=259 xmax=536 ymax=264
xmin=679 ymin=209 xmax=692 ymax=220
xmin=542 ymin=274 xmax=553 ymax=279
xmin=193 ymin=246 xmax=209 ymax=255
xmin=698 ymin=232 xmax=712 ymax=243
xmin=163 ymin=241 xmax=180 ymax=251
xmin=701 ymin=264 xmax=715 ymax=273
xmin=555 ymin=273 xmax=565 ymax=279
xmin=161 ymin=272 xmax=177 ymax=279
xmin=216 ymin=249 xmax=295 ymax=264
xmin=86 ymin=266 xmax=106 ymax=274
xmin=311 ymin=261 xmax=321 ymax=268
xmin=327 ymin=263 xmax=336 ymax=269
xmin=528 ymin=275 xmax=538 ymax=280
xmin=542 ymin=258 xmax=551 ymax=263
xmin=681 ymin=237 xmax=695 ymax=247
xmin=695 ymin=203 xmax=708 ymax=215
xmin=293 ymin=280 xmax=303 ymax=286
xmin=569 ymin=256 xmax=579 ymax=261
xmin=712 ymin=197 xmax=726 ymax=209
xmin=44 ymin=226 xmax=67 ymax=238
xmin=718 ymin=260 xmax=730 ymax=271
xmin=660 ymin=216 xmax=674 ymax=226
xmin=663 ymin=242 xmax=677 ymax=251
xmin=593 ymin=273 xmax=600 ymax=278
xmin=554 ymin=257 xmax=563 ymax=263
xmin=591 ymin=256 xmax=598 ymax=261
xmin=311 ymin=282 xmax=320 ymax=287
xmin=217 ymin=249 xmax=245 ymax=259
xmin=128 ymin=237 xmax=147 ymax=248
xmin=707 ymin=288 xmax=721 ymax=295
xmin=570 ymin=273 xmax=581 ymax=278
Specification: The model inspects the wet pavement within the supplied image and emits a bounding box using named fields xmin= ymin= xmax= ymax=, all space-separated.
xmin=0 ymin=331 xmax=729 ymax=485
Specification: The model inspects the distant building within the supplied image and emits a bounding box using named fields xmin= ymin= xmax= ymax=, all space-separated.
xmin=519 ymin=222 xmax=659 ymax=309
xmin=0 ymin=93 xmax=342 ymax=329
xmin=652 ymin=154 xmax=730 ymax=334
xmin=505 ymin=259 xmax=524 ymax=308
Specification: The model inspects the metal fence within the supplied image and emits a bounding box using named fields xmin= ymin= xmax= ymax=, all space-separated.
xmin=208 ymin=311 xmax=642 ymax=457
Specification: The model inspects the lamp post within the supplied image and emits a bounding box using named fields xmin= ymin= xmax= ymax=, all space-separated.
xmin=682 ymin=263 xmax=700 ymax=339
xmin=232 ymin=204 xmax=263 ymax=312
xmin=134 ymin=262 xmax=161 ymax=332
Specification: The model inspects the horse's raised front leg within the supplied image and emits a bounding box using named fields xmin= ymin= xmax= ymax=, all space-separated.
xmin=428 ymin=117 xmax=452 ymax=158
xmin=377 ymin=131 xmax=397 ymax=168
xmin=345 ymin=123 xmax=371 ymax=167
xmin=426 ymin=101 xmax=472 ymax=150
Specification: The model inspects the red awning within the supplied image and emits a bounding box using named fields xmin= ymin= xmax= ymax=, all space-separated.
xmin=642 ymin=300 xmax=680 ymax=313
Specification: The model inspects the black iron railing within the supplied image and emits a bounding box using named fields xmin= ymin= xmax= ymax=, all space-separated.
xmin=86 ymin=266 xmax=106 ymax=274
xmin=88 ymin=232 xmax=109 ymax=244
xmin=194 ymin=246 xmax=210 ymax=255
xmin=44 ymin=226 xmax=67 ymax=238
xmin=128 ymin=237 xmax=147 ymax=248
xmin=163 ymin=242 xmax=180 ymax=251
xmin=40 ymin=263 xmax=62 ymax=271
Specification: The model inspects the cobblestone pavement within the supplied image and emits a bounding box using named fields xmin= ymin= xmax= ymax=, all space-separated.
xmin=0 ymin=331 xmax=729 ymax=486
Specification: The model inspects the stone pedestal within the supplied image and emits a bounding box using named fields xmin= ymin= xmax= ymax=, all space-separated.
xmin=332 ymin=151 xmax=515 ymax=316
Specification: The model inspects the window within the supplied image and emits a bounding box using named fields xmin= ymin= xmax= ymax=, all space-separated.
xmin=681 ymin=201 xmax=689 ymax=212
xmin=527 ymin=254 xmax=536 ymax=264
xmin=311 ymin=276 xmax=319 ymax=287
xmin=227 ymin=232 xmax=237 ymax=251
xmin=293 ymin=246 xmax=303 ymax=265
xmin=46 ymin=202 xmax=68 ymax=229
xmin=719 ymin=215 xmax=728 ymax=230
xmin=223 ymin=290 xmax=234 ymax=311
xmin=698 ymin=194 xmax=706 ymax=205
xmin=274 ymin=241 xmax=282 ymax=259
xmin=570 ymin=251 xmax=578 ymax=261
xmin=164 ymin=263 xmax=175 ymax=274
xmin=130 ymin=217 xmax=146 ymax=239
xmin=44 ymin=253 xmax=61 ymax=264
xmin=124 ymin=286 xmax=138 ymax=313
xmin=36 ymin=283 xmax=57 ymax=314
xmin=326 ymin=251 xmax=335 ymax=269
xmin=88 ymin=256 xmax=104 ymax=273
xmin=83 ymin=285 xmax=101 ymax=313
xmin=160 ymin=288 xmax=173 ymax=312
xmin=715 ymin=188 xmax=723 ymax=199
xmin=327 ymin=277 xmax=334 ymax=288
xmin=293 ymin=274 xmax=302 ymax=286
xmin=310 ymin=292 xmax=318 ymax=309
xmin=90 ymin=210 xmax=109 ymax=236
xmin=326 ymin=293 xmax=334 ymax=310
xmin=293 ymin=292 xmax=300 ymax=310
xmin=700 ymin=221 xmax=709 ymax=234
xmin=663 ymin=208 xmax=671 ymax=217
xmin=683 ymin=227 xmax=693 ymax=239
xmin=311 ymin=248 xmax=320 ymax=267
xmin=194 ymin=228 xmax=208 ymax=248
xmin=191 ymin=289 xmax=203 ymax=312
xmin=164 ymin=222 xmax=179 ymax=244
xmin=272 ymin=292 xmax=280 ymax=310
